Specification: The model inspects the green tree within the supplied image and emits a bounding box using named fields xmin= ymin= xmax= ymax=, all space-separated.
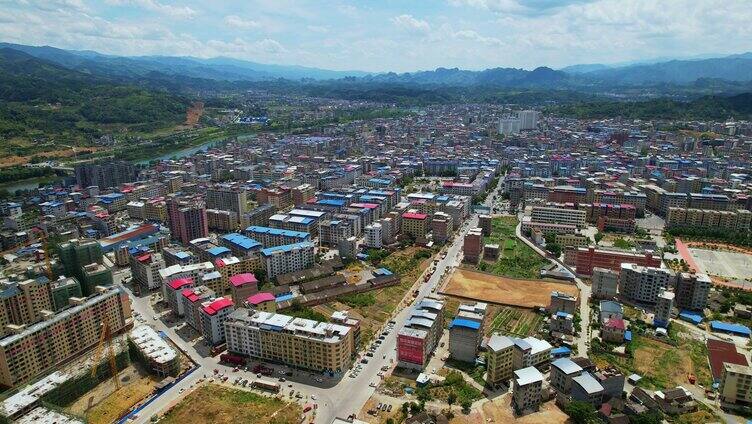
xmin=410 ymin=402 xmax=421 ymax=414
xmin=629 ymin=411 xmax=662 ymax=424
xmin=401 ymin=402 xmax=410 ymax=414
xmin=594 ymin=232 xmax=604 ymax=245
xmin=386 ymin=419 xmax=395 ymax=424
xmin=447 ymin=392 xmax=457 ymax=409
xmin=461 ymin=400 xmax=472 ymax=414
xmin=564 ymin=400 xmax=597 ymax=424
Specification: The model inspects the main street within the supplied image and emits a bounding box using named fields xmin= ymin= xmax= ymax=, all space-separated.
xmin=124 ymin=178 xmax=502 ymax=424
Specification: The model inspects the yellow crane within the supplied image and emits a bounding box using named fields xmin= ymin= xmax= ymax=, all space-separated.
xmin=91 ymin=321 xmax=120 ymax=389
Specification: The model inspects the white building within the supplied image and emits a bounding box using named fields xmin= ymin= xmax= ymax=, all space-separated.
xmin=592 ymin=267 xmax=619 ymax=300
xmin=531 ymin=206 xmax=586 ymax=229
xmin=364 ymin=223 xmax=383 ymax=249
xmin=518 ymin=110 xmax=539 ymax=130
xmin=654 ymin=290 xmax=675 ymax=328
xmin=512 ymin=366 xmax=543 ymax=413
xmin=261 ymin=241 xmax=315 ymax=280
xmin=499 ymin=117 xmax=521 ymax=136
xmin=619 ymin=263 xmax=674 ymax=304
xmin=199 ymin=297 xmax=235 ymax=345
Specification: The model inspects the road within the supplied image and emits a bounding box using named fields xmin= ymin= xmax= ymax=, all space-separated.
xmin=123 ymin=178 xmax=503 ymax=424
xmin=514 ymin=222 xmax=592 ymax=357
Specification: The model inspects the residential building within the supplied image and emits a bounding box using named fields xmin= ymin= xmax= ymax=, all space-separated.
xmin=654 ymin=290 xmax=675 ymax=328
xmin=128 ymin=325 xmax=179 ymax=377
xmin=675 ymin=272 xmax=711 ymax=312
xmin=205 ymin=186 xmax=248 ymax=226
xmin=549 ymin=291 xmax=577 ymax=315
xmin=602 ymin=318 xmax=626 ymax=343
xmin=224 ymin=308 xmax=354 ymax=374
xmin=0 ymin=286 xmax=131 ymax=387
xmin=592 ymin=268 xmax=619 ymax=300
xmin=49 ymin=277 xmax=82 ymax=312
xmin=619 ymin=263 xmax=674 ymax=304
xmin=573 ymin=247 xmax=661 ymax=277
xmin=244 ymin=226 xmax=311 ymax=248
xmin=397 ymin=297 xmax=445 ymax=370
xmin=364 ymin=223 xmax=383 ymax=249
xmin=166 ymin=197 xmax=208 ymax=245
xmin=531 ymin=206 xmax=586 ymax=229
xmin=463 ymin=228 xmax=483 ymax=263
xmin=550 ymin=357 xmax=583 ymax=393
xmin=571 ymin=372 xmax=605 ymax=407
xmin=513 ymin=336 xmax=552 ymax=370
xmin=180 ymin=285 xmax=215 ymax=331
xmin=401 ymin=212 xmax=429 ymax=241
xmin=261 ymin=242 xmax=315 ymax=281
xmin=719 ymin=363 xmax=752 ymax=407
xmin=129 ymin=250 xmax=165 ymax=291
xmin=228 ymin=273 xmax=258 ymax=306
xmin=448 ymin=302 xmax=486 ymax=363
xmin=0 ymin=278 xmax=54 ymax=337
xmin=199 ymin=297 xmax=235 ymax=345
xmin=512 ymin=367 xmax=543 ymax=413
xmin=486 ymin=334 xmax=515 ymax=387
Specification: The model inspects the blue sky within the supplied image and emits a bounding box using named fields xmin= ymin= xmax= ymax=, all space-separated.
xmin=2 ymin=0 xmax=751 ymax=72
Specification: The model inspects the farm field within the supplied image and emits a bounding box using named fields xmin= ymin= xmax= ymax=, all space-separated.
xmin=441 ymin=268 xmax=578 ymax=309
xmin=477 ymin=216 xmax=548 ymax=279
xmin=161 ymin=384 xmax=301 ymax=424
xmin=485 ymin=305 xmax=545 ymax=337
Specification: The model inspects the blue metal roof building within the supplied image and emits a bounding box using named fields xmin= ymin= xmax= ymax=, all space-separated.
xmin=710 ymin=321 xmax=751 ymax=337
xmin=449 ymin=318 xmax=481 ymax=330
xmin=679 ymin=310 xmax=703 ymax=325
xmin=260 ymin=241 xmax=315 ymax=257
xmin=221 ymin=233 xmax=262 ymax=251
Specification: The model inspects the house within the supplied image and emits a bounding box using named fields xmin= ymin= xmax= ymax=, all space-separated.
xmin=602 ymin=318 xmax=626 ymax=343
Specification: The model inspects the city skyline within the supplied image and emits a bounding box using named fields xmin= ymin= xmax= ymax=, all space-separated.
xmin=2 ymin=0 xmax=752 ymax=72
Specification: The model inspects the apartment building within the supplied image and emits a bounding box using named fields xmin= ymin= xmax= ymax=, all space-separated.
xmin=512 ymin=367 xmax=543 ymax=413
xmin=431 ymin=212 xmax=453 ymax=244
xmin=689 ymin=193 xmax=730 ymax=211
xmin=550 ymin=357 xmax=583 ymax=393
xmin=244 ymin=226 xmax=311 ymax=248
xmin=486 ymin=334 xmax=515 ymax=387
xmin=129 ymin=250 xmax=165 ymax=291
xmin=224 ymin=308 xmax=354 ymax=374
xmin=397 ymin=298 xmax=445 ymax=370
xmin=666 ymin=208 xmax=752 ymax=232
xmin=463 ymin=228 xmax=483 ymax=263
xmin=261 ymin=242 xmax=315 ymax=281
xmin=319 ymin=220 xmax=353 ymax=247
xmin=0 ymin=286 xmax=131 ymax=387
xmin=180 ymin=285 xmax=215 ymax=331
xmin=0 ymin=279 xmax=54 ymax=338
xmin=206 ymin=186 xmax=248 ymax=222
xmin=206 ymin=209 xmax=237 ymax=232
xmin=199 ymin=297 xmax=235 ymax=345
xmin=573 ymin=246 xmax=661 ymax=277
xmin=364 ymin=223 xmax=383 ymax=249
xmin=556 ymin=234 xmax=589 ymax=248
xmin=675 ymin=272 xmax=711 ymax=312
xmin=228 ymin=273 xmax=258 ymax=306
xmin=531 ymin=206 xmax=586 ymax=228
xmin=654 ymin=290 xmax=675 ymax=328
xmin=50 ymin=277 xmax=82 ymax=312
xmin=401 ymin=212 xmax=429 ymax=240
xmin=521 ymin=217 xmax=577 ymax=235
xmin=448 ymin=302 xmax=487 ymax=363
xmin=166 ymin=197 xmax=208 ymax=245
xmin=592 ymin=268 xmax=619 ymax=300
xmin=571 ymin=372 xmax=605 ymax=407
xmin=512 ymin=336 xmax=552 ymax=370
xmin=719 ymin=363 xmax=752 ymax=407
xmin=159 ymin=262 xmax=215 ymax=308
xmin=619 ymin=263 xmax=674 ymax=304
xmin=219 ymin=233 xmax=262 ymax=258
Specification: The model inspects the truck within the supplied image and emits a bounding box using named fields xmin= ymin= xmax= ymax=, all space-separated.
xmin=219 ymin=354 xmax=246 ymax=366
xmin=252 ymin=379 xmax=281 ymax=393
xmin=252 ymin=364 xmax=274 ymax=376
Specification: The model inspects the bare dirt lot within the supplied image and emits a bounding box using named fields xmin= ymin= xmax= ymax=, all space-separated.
xmin=689 ymin=248 xmax=752 ymax=280
xmin=440 ymin=269 xmax=578 ymax=309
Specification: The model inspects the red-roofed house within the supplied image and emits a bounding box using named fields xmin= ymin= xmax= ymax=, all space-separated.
xmin=602 ymin=318 xmax=626 ymax=343
xmin=200 ymin=297 xmax=235 ymax=345
xmin=401 ymin=212 xmax=429 ymax=240
xmin=247 ymin=292 xmax=276 ymax=312
xmin=165 ymin=277 xmax=195 ymax=316
xmin=180 ymin=286 xmax=215 ymax=331
xmin=229 ymin=273 xmax=259 ymax=306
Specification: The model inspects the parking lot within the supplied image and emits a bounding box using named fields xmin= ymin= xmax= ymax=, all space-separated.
xmin=689 ymin=248 xmax=752 ymax=280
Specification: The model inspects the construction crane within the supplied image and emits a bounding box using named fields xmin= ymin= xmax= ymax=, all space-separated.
xmin=91 ymin=321 xmax=120 ymax=389
xmin=0 ymin=227 xmax=53 ymax=279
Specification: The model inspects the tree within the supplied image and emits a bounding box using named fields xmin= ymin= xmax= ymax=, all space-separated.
xmin=386 ymin=419 xmax=395 ymax=424
xmin=416 ymin=386 xmax=432 ymax=403
xmin=401 ymin=402 xmax=410 ymax=415
xmin=409 ymin=402 xmax=422 ymax=414
xmin=546 ymin=242 xmax=562 ymax=257
xmin=461 ymin=400 xmax=472 ymax=414
xmin=629 ymin=411 xmax=662 ymax=424
xmin=447 ymin=392 xmax=457 ymax=408
xmin=594 ymin=232 xmax=604 ymax=245
xmin=564 ymin=400 xmax=597 ymax=424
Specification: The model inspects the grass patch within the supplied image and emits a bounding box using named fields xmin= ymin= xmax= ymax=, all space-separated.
xmin=479 ymin=216 xmax=547 ymax=279
xmin=285 ymin=303 xmax=328 ymax=322
xmin=161 ymin=384 xmax=301 ymax=424
xmin=337 ymin=292 xmax=376 ymax=308
xmin=428 ymin=371 xmax=482 ymax=405
xmin=486 ymin=306 xmax=544 ymax=337
xmin=445 ymin=359 xmax=487 ymax=388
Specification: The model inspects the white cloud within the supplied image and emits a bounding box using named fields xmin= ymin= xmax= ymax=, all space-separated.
xmin=307 ymin=25 xmax=329 ymax=34
xmin=391 ymin=14 xmax=431 ymax=34
xmin=224 ymin=15 xmax=260 ymax=30
xmin=453 ymin=30 xmax=505 ymax=47
xmin=106 ymin=0 xmax=196 ymax=19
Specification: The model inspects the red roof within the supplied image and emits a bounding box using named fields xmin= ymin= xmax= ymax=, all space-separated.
xmin=136 ymin=253 xmax=151 ymax=263
xmin=351 ymin=203 xmax=379 ymax=209
xmin=229 ymin=273 xmax=258 ymax=288
xmin=247 ymin=292 xmax=275 ymax=305
xmin=402 ymin=212 xmax=428 ymax=220
xmin=605 ymin=318 xmax=626 ymax=330
xmin=708 ymin=339 xmax=748 ymax=380
xmin=168 ymin=277 xmax=194 ymax=290
xmin=181 ymin=289 xmax=200 ymax=302
xmin=202 ymin=298 xmax=234 ymax=316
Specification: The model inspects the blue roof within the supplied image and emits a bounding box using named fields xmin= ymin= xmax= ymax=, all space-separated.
xmin=374 ymin=268 xmax=393 ymax=276
xmin=679 ymin=310 xmax=703 ymax=325
xmin=260 ymin=241 xmax=314 ymax=256
xmin=221 ymin=233 xmax=262 ymax=250
xmin=710 ymin=321 xmax=751 ymax=337
xmin=175 ymin=251 xmax=192 ymax=259
xmin=556 ymin=311 xmax=573 ymax=318
xmin=551 ymin=347 xmax=571 ymax=357
xmin=450 ymin=318 xmax=481 ymax=330
xmin=317 ymin=199 xmax=346 ymax=207
xmin=275 ymin=293 xmax=294 ymax=302
xmin=245 ymin=226 xmax=310 ymax=240
xmin=207 ymin=246 xmax=231 ymax=257
xmin=625 ymin=330 xmax=632 ymax=342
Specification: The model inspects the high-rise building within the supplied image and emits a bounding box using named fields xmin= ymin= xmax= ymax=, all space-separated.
xmin=364 ymin=223 xmax=383 ymax=249
xmin=499 ymin=117 xmax=521 ymax=136
xmin=205 ymin=186 xmax=248 ymax=227
xmin=486 ymin=334 xmax=515 ymax=387
xmin=397 ymin=297 xmax=445 ymax=370
xmin=463 ymin=228 xmax=483 ymax=263
xmin=448 ymin=302 xmax=486 ymax=363
xmin=166 ymin=197 xmax=208 ymax=245
xmin=57 ymin=239 xmax=104 ymax=287
xmin=675 ymin=272 xmax=711 ymax=312
xmin=199 ymin=297 xmax=235 ymax=345
xmin=619 ymin=263 xmax=673 ymax=304
xmin=573 ymin=247 xmax=660 ymax=277
xmin=261 ymin=242 xmax=315 ymax=281
xmin=719 ymin=363 xmax=752 ymax=407
xmin=74 ymin=161 xmax=137 ymax=189
xmin=517 ymin=110 xmax=539 ymax=130
xmin=0 ymin=286 xmax=131 ymax=387
xmin=50 ymin=277 xmax=82 ymax=311
xmin=654 ymin=290 xmax=675 ymax=328
xmin=129 ymin=251 xmax=166 ymax=291
xmin=0 ymin=279 xmax=54 ymax=338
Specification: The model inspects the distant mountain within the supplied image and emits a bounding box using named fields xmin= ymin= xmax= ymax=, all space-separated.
xmin=0 ymin=42 xmax=370 ymax=82
xmin=559 ymin=64 xmax=610 ymax=74
xmin=360 ymin=66 xmax=570 ymax=87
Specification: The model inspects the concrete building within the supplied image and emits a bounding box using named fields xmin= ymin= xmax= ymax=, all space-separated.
xmin=244 ymin=226 xmax=311 ymax=248
xmin=228 ymin=273 xmax=258 ymax=306
xmin=719 ymin=363 xmax=752 ymax=407
xmin=205 ymin=186 xmax=248 ymax=226
xmin=573 ymin=247 xmax=661 ymax=277
xmin=50 ymin=277 xmax=82 ymax=312
xmin=364 ymin=223 xmax=383 ymax=249
xmin=654 ymin=290 xmax=675 ymax=328
xmin=513 ymin=336 xmax=552 ymax=370
xmin=401 ymin=212 xmax=429 ymax=241
xmin=0 ymin=278 xmax=54 ymax=338
xmin=431 ymin=212 xmax=453 ymax=244
xmin=180 ymin=285 xmax=215 ymax=332
xmin=448 ymin=302 xmax=487 ymax=363
xmin=592 ymin=268 xmax=619 ymax=300
xmin=549 ymin=291 xmax=577 ymax=315
xmin=397 ymin=297 xmax=445 ymax=370
xmin=166 ymin=197 xmax=208 ymax=245
xmin=675 ymin=272 xmax=711 ymax=312
xmin=531 ymin=206 xmax=586 ymax=229
xmin=486 ymin=334 xmax=515 ymax=387
xmin=478 ymin=214 xmax=492 ymax=236
xmin=550 ymin=357 xmax=583 ymax=393
xmin=619 ymin=263 xmax=673 ymax=304
xmin=338 ymin=236 xmax=357 ymax=260
xmin=463 ymin=228 xmax=483 ymax=263
xmin=261 ymin=242 xmax=315 ymax=281
xmin=129 ymin=250 xmax=165 ymax=291
xmin=224 ymin=308 xmax=354 ymax=374
xmin=0 ymin=286 xmax=131 ymax=387
xmin=512 ymin=366 xmax=543 ymax=413
xmin=128 ymin=325 xmax=179 ymax=377
xmin=518 ymin=110 xmax=539 ymax=130
xmin=199 ymin=297 xmax=235 ymax=345
xmin=571 ymin=372 xmax=605 ymax=407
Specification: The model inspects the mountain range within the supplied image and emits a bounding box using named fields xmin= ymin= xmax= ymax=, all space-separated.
xmin=2 ymin=42 xmax=752 ymax=89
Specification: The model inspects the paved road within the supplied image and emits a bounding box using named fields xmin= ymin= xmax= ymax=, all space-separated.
xmin=514 ymin=222 xmax=592 ymax=357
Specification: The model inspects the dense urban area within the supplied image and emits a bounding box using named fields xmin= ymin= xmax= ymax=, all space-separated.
xmin=2 ymin=34 xmax=752 ymax=424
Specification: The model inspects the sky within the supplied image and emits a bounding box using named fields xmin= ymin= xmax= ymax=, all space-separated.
xmin=2 ymin=0 xmax=752 ymax=73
